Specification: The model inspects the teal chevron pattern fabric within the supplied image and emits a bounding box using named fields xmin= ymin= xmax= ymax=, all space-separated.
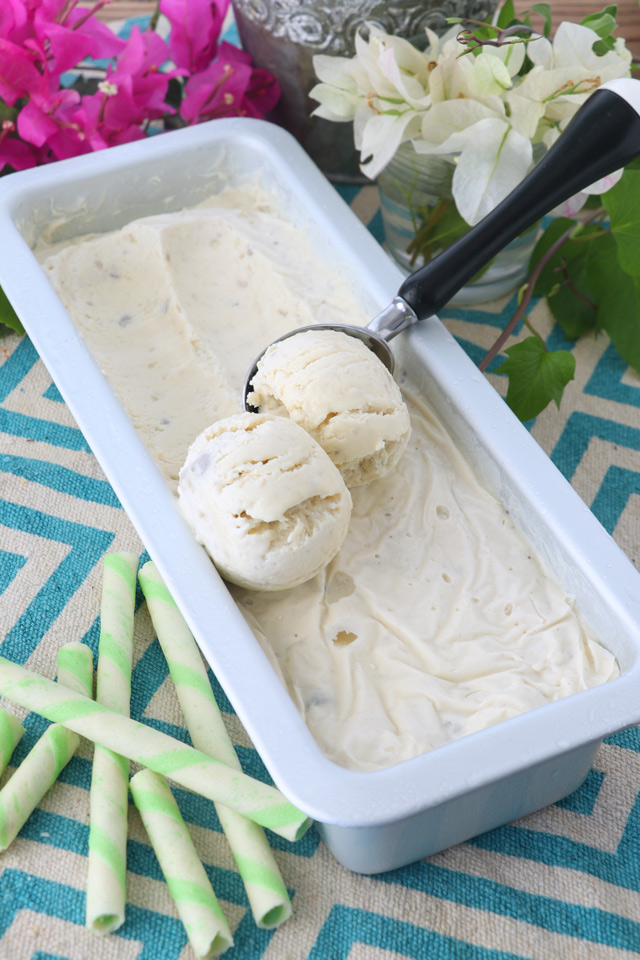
xmin=2 ymin=185 xmax=640 ymax=960
xmin=1 ymin=17 xmax=640 ymax=960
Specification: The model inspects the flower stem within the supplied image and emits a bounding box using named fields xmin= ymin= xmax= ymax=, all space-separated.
xmin=72 ymin=0 xmax=110 ymax=31
xmin=521 ymin=312 xmax=544 ymax=341
xmin=149 ymin=3 xmax=161 ymax=31
xmin=477 ymin=210 xmax=602 ymax=373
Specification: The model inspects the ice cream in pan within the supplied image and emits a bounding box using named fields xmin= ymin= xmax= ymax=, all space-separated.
xmin=247 ymin=329 xmax=411 ymax=488
xmin=178 ymin=330 xmax=410 ymax=592
xmin=41 ymin=188 xmax=619 ymax=770
xmin=38 ymin=82 xmax=639 ymax=770
xmin=179 ymin=412 xmax=352 ymax=592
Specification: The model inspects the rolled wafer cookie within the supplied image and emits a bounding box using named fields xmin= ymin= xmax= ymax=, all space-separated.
xmin=0 ymin=643 xmax=94 ymax=852
xmin=56 ymin=642 xmax=94 ymax=698
xmin=0 ymin=708 xmax=24 ymax=777
xmin=131 ymin=768 xmax=234 ymax=958
xmin=0 ymin=657 xmax=310 ymax=842
xmin=0 ymin=723 xmax=79 ymax=852
xmin=139 ymin=561 xmax=292 ymax=929
xmin=86 ymin=551 xmax=138 ymax=936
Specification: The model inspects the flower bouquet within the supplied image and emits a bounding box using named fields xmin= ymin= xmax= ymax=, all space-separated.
xmin=310 ymin=4 xmax=640 ymax=421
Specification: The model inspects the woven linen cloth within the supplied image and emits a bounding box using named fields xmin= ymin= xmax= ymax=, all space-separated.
xmin=1 ymin=180 xmax=640 ymax=960
xmin=2 ymin=19 xmax=640 ymax=960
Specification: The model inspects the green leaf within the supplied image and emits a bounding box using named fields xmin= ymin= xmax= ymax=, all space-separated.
xmin=0 ymin=102 xmax=17 ymax=124
xmin=407 ymin=197 xmax=469 ymax=265
xmin=496 ymin=337 xmax=575 ymax=421
xmin=518 ymin=3 xmax=552 ymax=36
xmin=592 ymin=37 xmax=617 ymax=54
xmin=583 ymin=4 xmax=619 ymax=52
xmin=587 ymin=232 xmax=640 ymax=373
xmin=497 ymin=0 xmax=516 ymax=28
xmin=603 ymin=168 xmax=640 ymax=276
xmin=581 ymin=6 xmax=618 ymax=39
xmin=0 ymin=285 xmax=23 ymax=336
xmin=530 ymin=218 xmax=602 ymax=339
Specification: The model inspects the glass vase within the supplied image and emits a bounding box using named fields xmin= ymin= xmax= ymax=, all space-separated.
xmin=376 ymin=142 xmax=540 ymax=304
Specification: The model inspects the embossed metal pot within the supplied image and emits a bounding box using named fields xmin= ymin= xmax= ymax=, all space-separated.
xmin=231 ymin=0 xmax=499 ymax=182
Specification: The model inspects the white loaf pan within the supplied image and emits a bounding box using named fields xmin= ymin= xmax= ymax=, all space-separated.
xmin=1 ymin=119 xmax=640 ymax=875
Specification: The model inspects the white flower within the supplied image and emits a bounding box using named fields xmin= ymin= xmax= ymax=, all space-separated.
xmin=311 ymin=23 xmax=434 ymax=177
xmin=98 ymin=80 xmax=118 ymax=97
xmin=428 ymin=44 xmax=475 ymax=102
xmin=551 ymin=20 xmax=630 ymax=69
xmin=418 ymin=98 xmax=505 ymax=147
xmin=469 ymin=51 xmax=514 ymax=98
xmin=506 ymin=21 xmax=632 ymax=144
xmin=310 ymin=55 xmax=367 ymax=122
xmin=414 ymin=117 xmax=532 ymax=224
xmin=359 ymin=110 xmax=423 ymax=178
xmin=452 ymin=121 xmax=533 ymax=224
xmin=310 ymin=17 xmax=633 ymax=224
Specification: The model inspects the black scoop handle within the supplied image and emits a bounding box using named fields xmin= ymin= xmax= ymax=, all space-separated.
xmin=397 ymin=79 xmax=640 ymax=319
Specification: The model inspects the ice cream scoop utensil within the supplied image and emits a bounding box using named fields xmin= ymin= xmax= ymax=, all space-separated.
xmin=244 ymin=76 xmax=640 ymax=402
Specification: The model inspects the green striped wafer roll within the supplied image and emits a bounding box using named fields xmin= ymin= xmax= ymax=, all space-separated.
xmin=95 ymin=552 xmax=138 ymax=714
xmin=139 ymin=561 xmax=291 ymax=929
xmin=130 ymin=768 xmax=233 ymax=958
xmin=0 ymin=723 xmax=78 ymax=851
xmin=87 ymin=551 xmax=138 ymax=936
xmin=0 ymin=658 xmax=310 ymax=842
xmin=56 ymin=642 xmax=94 ymax=698
xmin=0 ymin=643 xmax=92 ymax=852
xmin=0 ymin=708 xmax=24 ymax=777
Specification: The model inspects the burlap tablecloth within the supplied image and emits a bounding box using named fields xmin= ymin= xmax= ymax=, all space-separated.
xmin=1 ymin=15 xmax=639 ymax=960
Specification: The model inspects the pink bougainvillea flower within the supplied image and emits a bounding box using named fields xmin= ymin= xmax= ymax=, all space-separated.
xmin=63 ymin=3 xmax=128 ymax=60
xmin=0 ymin=0 xmax=279 ymax=173
xmin=159 ymin=0 xmax=229 ymax=74
xmin=180 ymin=42 xmax=279 ymax=122
xmin=74 ymin=86 xmax=148 ymax=150
xmin=102 ymin=20 xmax=167 ymax=80
xmin=239 ymin=66 xmax=281 ymax=118
xmin=179 ymin=58 xmax=248 ymax=122
xmin=37 ymin=0 xmax=123 ymax=53
xmin=29 ymin=9 xmax=126 ymax=79
xmin=1 ymin=1 xmax=126 ymax=99
xmin=109 ymin=25 xmax=179 ymax=116
xmin=26 ymin=21 xmax=96 ymax=78
xmin=77 ymin=76 xmax=164 ymax=151
xmin=0 ymin=37 xmax=45 ymax=106
xmin=0 ymin=121 xmax=38 ymax=174
xmin=0 ymin=1 xmax=29 ymax=45
xmin=216 ymin=43 xmax=280 ymax=113
xmin=72 ymin=26 xmax=181 ymax=151
xmin=17 ymin=86 xmax=89 ymax=161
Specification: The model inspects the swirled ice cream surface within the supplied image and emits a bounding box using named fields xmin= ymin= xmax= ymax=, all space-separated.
xmin=40 ymin=183 xmax=618 ymax=772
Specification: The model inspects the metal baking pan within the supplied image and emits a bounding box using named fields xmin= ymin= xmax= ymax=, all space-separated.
xmin=1 ymin=118 xmax=639 ymax=874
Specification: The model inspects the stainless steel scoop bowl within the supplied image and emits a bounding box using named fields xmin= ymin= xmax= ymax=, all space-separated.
xmin=244 ymin=77 xmax=640 ymax=407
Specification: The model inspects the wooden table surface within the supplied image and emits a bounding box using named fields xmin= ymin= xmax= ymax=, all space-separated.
xmin=100 ymin=0 xmax=639 ymax=57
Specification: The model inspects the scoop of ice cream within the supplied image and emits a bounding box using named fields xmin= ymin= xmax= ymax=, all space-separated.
xmin=247 ymin=330 xmax=411 ymax=487
xmin=178 ymin=412 xmax=352 ymax=591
